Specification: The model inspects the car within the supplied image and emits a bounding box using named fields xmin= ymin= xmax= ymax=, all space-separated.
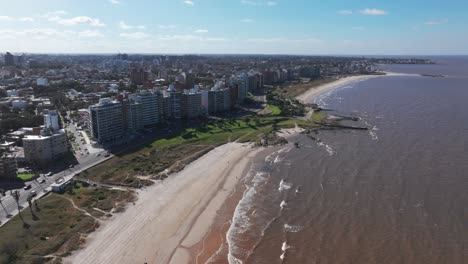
xmin=56 ymin=178 xmax=64 ymax=184
xmin=69 ymin=165 xmax=74 ymax=168
xmin=104 ymin=154 xmax=110 ymax=157
xmin=38 ymin=178 xmax=46 ymax=184
xmin=31 ymin=190 xmax=37 ymax=197
xmin=96 ymin=153 xmax=101 ymax=156
xmin=46 ymin=172 xmax=53 ymax=177
xmin=24 ymin=184 xmax=32 ymax=190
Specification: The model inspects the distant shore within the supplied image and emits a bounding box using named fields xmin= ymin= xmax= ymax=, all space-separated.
xmin=296 ymin=72 xmax=420 ymax=103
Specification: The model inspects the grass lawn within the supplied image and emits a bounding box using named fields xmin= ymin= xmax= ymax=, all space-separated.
xmin=266 ymin=104 xmax=282 ymax=116
xmin=78 ymin=116 xmax=318 ymax=186
xmin=17 ymin=174 xmax=35 ymax=181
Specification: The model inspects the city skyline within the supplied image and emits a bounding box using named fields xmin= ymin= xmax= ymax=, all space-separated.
xmin=0 ymin=0 xmax=467 ymax=55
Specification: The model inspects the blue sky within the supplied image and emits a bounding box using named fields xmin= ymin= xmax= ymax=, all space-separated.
xmin=0 ymin=0 xmax=467 ymax=55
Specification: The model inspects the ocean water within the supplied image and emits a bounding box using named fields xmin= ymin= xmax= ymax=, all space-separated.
xmin=226 ymin=57 xmax=468 ymax=263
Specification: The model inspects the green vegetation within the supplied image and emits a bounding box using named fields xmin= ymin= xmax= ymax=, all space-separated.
xmin=0 ymin=194 xmax=97 ymax=264
xmin=265 ymin=104 xmax=282 ymax=116
xmin=311 ymin=111 xmax=328 ymax=123
xmin=65 ymin=182 xmax=136 ymax=217
xmin=0 ymin=184 xmax=134 ymax=263
xmin=274 ymin=78 xmax=335 ymax=98
xmin=17 ymin=174 xmax=35 ymax=181
xmin=79 ymin=116 xmax=317 ymax=186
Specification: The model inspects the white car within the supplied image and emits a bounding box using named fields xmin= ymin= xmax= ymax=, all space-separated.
xmin=46 ymin=172 xmax=53 ymax=177
xmin=38 ymin=178 xmax=46 ymax=184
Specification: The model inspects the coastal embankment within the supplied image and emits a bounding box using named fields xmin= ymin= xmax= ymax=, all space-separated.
xmin=65 ymin=142 xmax=261 ymax=264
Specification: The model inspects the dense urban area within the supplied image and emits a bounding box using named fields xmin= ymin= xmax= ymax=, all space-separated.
xmin=0 ymin=52 xmax=431 ymax=263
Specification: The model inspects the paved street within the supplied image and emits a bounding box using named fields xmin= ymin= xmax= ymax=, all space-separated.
xmin=0 ymin=121 xmax=110 ymax=227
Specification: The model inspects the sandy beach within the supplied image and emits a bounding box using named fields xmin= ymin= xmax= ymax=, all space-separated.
xmin=296 ymin=72 xmax=420 ymax=103
xmin=65 ymin=142 xmax=261 ymax=264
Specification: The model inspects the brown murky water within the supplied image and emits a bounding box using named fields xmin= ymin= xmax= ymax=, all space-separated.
xmin=224 ymin=57 xmax=468 ymax=264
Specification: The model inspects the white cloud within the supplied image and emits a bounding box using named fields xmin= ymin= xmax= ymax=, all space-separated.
xmin=425 ymin=19 xmax=448 ymax=25
xmin=120 ymin=32 xmax=149 ymax=39
xmin=244 ymin=37 xmax=322 ymax=44
xmin=119 ymin=21 xmax=145 ymax=29
xmin=241 ymin=18 xmax=254 ymax=22
xmin=18 ymin=17 xmax=34 ymax=22
xmin=194 ymin=29 xmax=208 ymax=34
xmin=53 ymin=16 xmax=105 ymax=27
xmin=78 ymin=30 xmax=104 ymax=37
xmin=337 ymin=10 xmax=352 ymax=15
xmin=158 ymin=34 xmax=229 ymax=42
xmin=158 ymin=24 xmax=177 ymax=29
xmin=108 ymin=0 xmax=120 ymax=4
xmin=183 ymin=0 xmax=194 ymax=6
xmin=359 ymin=8 xmax=387 ymax=15
xmin=0 ymin=16 xmax=13 ymax=21
xmin=0 ymin=16 xmax=34 ymax=22
xmin=241 ymin=0 xmax=277 ymax=6
xmin=0 ymin=28 xmax=104 ymax=40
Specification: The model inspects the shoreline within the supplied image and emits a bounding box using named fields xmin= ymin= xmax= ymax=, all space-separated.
xmin=296 ymin=72 xmax=420 ymax=103
xmin=64 ymin=142 xmax=261 ymax=264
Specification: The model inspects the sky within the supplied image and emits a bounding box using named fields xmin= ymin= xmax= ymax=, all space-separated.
xmin=0 ymin=0 xmax=467 ymax=55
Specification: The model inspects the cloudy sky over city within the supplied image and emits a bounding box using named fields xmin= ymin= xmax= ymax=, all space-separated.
xmin=0 ymin=0 xmax=466 ymax=54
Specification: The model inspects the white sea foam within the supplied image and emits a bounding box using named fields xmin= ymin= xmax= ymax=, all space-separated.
xmin=284 ymin=224 xmax=304 ymax=233
xmin=278 ymin=179 xmax=293 ymax=191
xmin=280 ymin=242 xmax=291 ymax=260
xmin=227 ymin=170 xmax=270 ymax=263
xmin=280 ymin=200 xmax=287 ymax=209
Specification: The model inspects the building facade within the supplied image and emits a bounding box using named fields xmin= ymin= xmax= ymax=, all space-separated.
xmin=89 ymin=98 xmax=124 ymax=144
xmin=0 ymin=154 xmax=17 ymax=181
xmin=23 ymin=130 xmax=68 ymax=167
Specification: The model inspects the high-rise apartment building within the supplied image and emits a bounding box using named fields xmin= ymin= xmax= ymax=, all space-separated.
xmin=129 ymin=90 xmax=160 ymax=127
xmin=0 ymin=154 xmax=17 ymax=181
xmin=43 ymin=109 xmax=60 ymax=132
xmin=89 ymin=98 xmax=124 ymax=144
xmin=4 ymin=52 xmax=15 ymax=66
xmin=182 ymin=89 xmax=202 ymax=118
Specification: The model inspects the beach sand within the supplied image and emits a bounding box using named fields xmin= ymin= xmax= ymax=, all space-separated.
xmin=65 ymin=142 xmax=261 ymax=264
xmin=296 ymin=72 xmax=419 ymax=103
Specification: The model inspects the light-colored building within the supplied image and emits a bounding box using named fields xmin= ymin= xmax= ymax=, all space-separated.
xmin=89 ymin=98 xmax=124 ymax=145
xmin=36 ymin=77 xmax=49 ymax=86
xmin=43 ymin=109 xmax=59 ymax=132
xmin=129 ymin=90 xmax=160 ymax=127
xmin=123 ymin=100 xmax=143 ymax=133
xmin=165 ymin=84 xmax=182 ymax=119
xmin=12 ymin=99 xmax=27 ymax=109
xmin=23 ymin=130 xmax=68 ymax=167
xmin=0 ymin=154 xmax=17 ymax=181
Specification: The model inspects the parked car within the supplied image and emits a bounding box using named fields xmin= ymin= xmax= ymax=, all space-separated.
xmin=46 ymin=172 xmax=53 ymax=177
xmin=24 ymin=184 xmax=32 ymax=190
xmin=31 ymin=190 xmax=37 ymax=197
xmin=38 ymin=178 xmax=46 ymax=184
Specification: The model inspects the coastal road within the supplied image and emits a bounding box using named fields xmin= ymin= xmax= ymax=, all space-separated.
xmin=0 ymin=151 xmax=112 ymax=227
